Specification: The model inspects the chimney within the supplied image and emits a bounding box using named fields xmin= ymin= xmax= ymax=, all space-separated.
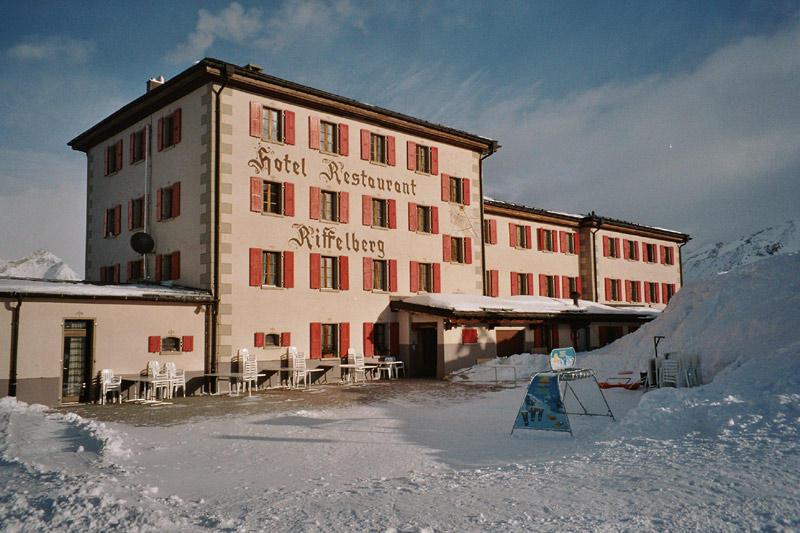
xmin=147 ymin=76 xmax=165 ymax=92
xmin=244 ymin=63 xmax=263 ymax=73
xmin=570 ymin=291 xmax=581 ymax=307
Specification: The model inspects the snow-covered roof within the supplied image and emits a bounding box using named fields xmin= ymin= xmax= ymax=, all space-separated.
xmin=0 ymin=277 xmax=213 ymax=303
xmin=393 ymin=293 xmax=660 ymax=320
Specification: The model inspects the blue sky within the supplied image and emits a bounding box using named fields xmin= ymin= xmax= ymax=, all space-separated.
xmin=1 ymin=1 xmax=799 ymax=276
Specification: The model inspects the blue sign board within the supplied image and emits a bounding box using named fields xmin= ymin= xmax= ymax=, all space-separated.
xmin=550 ymin=347 xmax=576 ymax=371
xmin=513 ymin=372 xmax=570 ymax=433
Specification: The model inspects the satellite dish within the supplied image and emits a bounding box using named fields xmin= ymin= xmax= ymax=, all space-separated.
xmin=130 ymin=232 xmax=155 ymax=254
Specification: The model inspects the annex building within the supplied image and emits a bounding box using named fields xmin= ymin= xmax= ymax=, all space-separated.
xmin=1 ymin=58 xmax=688 ymax=407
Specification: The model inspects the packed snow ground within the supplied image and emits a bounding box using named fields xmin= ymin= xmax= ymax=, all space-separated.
xmin=2 ymin=254 xmax=799 ymax=531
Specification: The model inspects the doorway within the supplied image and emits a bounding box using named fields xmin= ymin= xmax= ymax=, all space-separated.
xmin=496 ymin=328 xmax=525 ymax=358
xmin=411 ymin=324 xmax=437 ymax=378
xmin=62 ymin=320 xmax=94 ymax=403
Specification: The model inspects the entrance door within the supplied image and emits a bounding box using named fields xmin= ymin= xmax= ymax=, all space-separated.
xmin=496 ymin=329 xmax=525 ymax=358
xmin=62 ymin=320 xmax=94 ymax=403
xmin=411 ymin=325 xmax=438 ymax=378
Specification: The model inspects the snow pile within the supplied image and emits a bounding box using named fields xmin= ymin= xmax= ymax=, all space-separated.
xmin=0 ymin=249 xmax=80 ymax=281
xmin=683 ymin=219 xmax=800 ymax=281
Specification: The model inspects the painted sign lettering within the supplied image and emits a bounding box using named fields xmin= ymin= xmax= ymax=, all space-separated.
xmin=248 ymin=144 xmax=307 ymax=177
xmin=289 ymin=223 xmax=386 ymax=258
xmin=320 ymin=160 xmax=417 ymax=197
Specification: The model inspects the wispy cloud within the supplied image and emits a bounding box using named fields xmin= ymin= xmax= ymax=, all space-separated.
xmin=7 ymin=35 xmax=95 ymax=63
xmin=165 ymin=2 xmax=264 ymax=64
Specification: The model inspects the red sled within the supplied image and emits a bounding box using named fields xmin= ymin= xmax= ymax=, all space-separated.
xmin=598 ymin=371 xmax=642 ymax=390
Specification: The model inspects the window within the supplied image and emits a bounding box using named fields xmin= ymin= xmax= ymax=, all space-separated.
xmin=645 ymin=281 xmax=660 ymax=303
xmin=104 ymin=205 xmax=121 ymax=238
xmin=309 ymin=117 xmax=348 ymax=154
xmin=418 ymin=262 xmax=434 ymax=292
xmin=516 ymin=225 xmax=528 ymax=248
xmin=605 ymin=278 xmax=622 ymax=302
xmin=310 ymin=187 xmax=348 ymax=223
xmin=128 ymin=259 xmax=144 ymax=281
xmin=372 ymin=324 xmax=389 ymax=355
xmin=372 ymin=259 xmax=388 ymax=291
xmin=156 ymin=251 xmax=180 ymax=282
xmin=321 ymin=324 xmax=339 ymax=357
xmin=441 ymin=174 xmax=470 ymax=205
xmin=264 ymin=334 xmax=280 ymax=347
xmin=407 ymin=141 xmax=438 ymax=174
xmin=538 ymin=228 xmax=557 ymax=252
xmin=624 ymin=239 xmax=639 ymax=261
xmin=161 ymin=336 xmax=181 ymax=353
xmin=565 ymin=276 xmax=580 ymax=298
xmin=563 ymin=232 xmax=577 ymax=255
xmin=484 ymin=219 xmax=496 ymax=244
xmin=100 ymin=264 xmax=119 ymax=284
xmin=485 ymin=269 xmax=499 ymax=297
xmin=627 ymin=280 xmax=641 ymax=303
xmin=320 ymin=121 xmax=337 ymax=153
xmin=130 ymin=128 xmax=146 ymax=164
xmin=663 ymin=283 xmax=676 ymax=303
xmin=157 ymin=182 xmax=180 ymax=221
xmin=516 ymin=273 xmax=531 ymax=296
xmin=604 ymin=236 xmax=621 ymax=258
xmin=450 ymin=236 xmax=466 ymax=263
xmin=644 ymin=243 xmax=657 ymax=263
xmin=543 ymin=275 xmax=558 ymax=298
xmin=662 ymin=246 xmax=675 ymax=265
xmin=250 ymin=102 xmax=295 ymax=144
xmin=363 ymin=258 xmax=396 ymax=292
xmin=251 ymin=178 xmax=294 ymax=216
xmin=129 ymin=196 xmax=144 ymax=230
xmin=157 ymin=109 xmax=181 ymax=151
xmin=362 ymin=196 xmax=395 ymax=228
xmin=105 ymin=140 xmax=122 ymax=175
xmin=250 ymin=249 xmax=294 ymax=288
xmin=417 ymin=205 xmax=433 ymax=233
xmin=254 ymin=331 xmax=291 ymax=348
xmin=370 ymin=133 xmax=386 ymax=163
xmin=372 ymin=198 xmax=387 ymax=228
xmin=311 ymin=254 xmax=347 ymax=290
xmin=407 ymin=203 xmax=437 ymax=233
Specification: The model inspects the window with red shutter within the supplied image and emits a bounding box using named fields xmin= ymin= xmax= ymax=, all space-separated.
xmin=310 ymin=323 xmax=322 ymax=359
xmin=339 ymin=256 xmax=349 ymax=290
xmin=441 ymin=174 xmax=450 ymax=202
xmin=182 ymin=336 xmax=194 ymax=352
xmin=360 ymin=129 xmax=370 ymax=160
xmin=338 ymin=123 xmax=348 ymax=155
xmin=409 ymin=260 xmax=419 ymax=292
xmin=309 ymin=116 xmax=320 ymax=149
xmin=462 ymin=329 xmax=478 ymax=344
xmin=254 ymin=332 xmax=265 ymax=348
xmin=433 ymin=263 xmax=441 ymax=293
xmin=148 ymin=336 xmax=161 ymax=353
xmin=491 ymin=270 xmax=499 ymax=297
xmin=442 ymin=234 xmax=451 ymax=262
xmin=363 ymin=322 xmax=374 ymax=356
xmin=310 ymin=253 xmax=321 ymax=289
xmin=407 ymin=141 xmax=416 ymax=170
xmin=462 ymin=178 xmax=470 ymax=205
xmin=387 ymin=136 xmax=396 ymax=166
xmin=250 ymin=177 xmax=263 ymax=212
xmin=249 ymin=248 xmax=262 ymax=286
xmin=430 ymin=147 xmax=438 ymax=175
xmin=283 ymin=251 xmax=294 ymax=288
xmin=284 ymin=110 xmax=295 ymax=145
xmin=339 ymin=323 xmax=350 ymax=356
xmin=362 ymin=257 xmax=372 ymax=291
xmin=281 ymin=332 xmax=291 ymax=346
xmin=408 ymin=202 xmax=417 ymax=232
xmin=510 ymin=272 xmax=518 ymax=296
xmin=465 ymin=237 xmax=473 ymax=264
xmin=389 ymin=259 xmax=397 ymax=292
xmin=362 ymin=195 xmax=372 ymax=226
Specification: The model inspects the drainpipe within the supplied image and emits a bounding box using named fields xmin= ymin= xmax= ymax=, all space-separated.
xmin=8 ymin=296 xmax=22 ymax=396
xmin=478 ymin=141 xmax=498 ymax=296
xmin=143 ymin=122 xmax=152 ymax=279
xmin=208 ymin=64 xmax=235 ymax=374
xmin=590 ymin=217 xmax=602 ymax=302
xmin=677 ymin=237 xmax=690 ymax=287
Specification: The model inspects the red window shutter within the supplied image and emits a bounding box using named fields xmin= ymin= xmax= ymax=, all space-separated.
xmin=250 ymin=177 xmax=263 ymax=212
xmin=127 ymin=199 xmax=134 ymax=230
xmin=339 ymin=322 xmax=350 ymax=356
xmin=338 ymin=123 xmax=349 ymax=155
xmin=310 ymin=253 xmax=321 ymax=289
xmin=155 ymin=254 xmax=162 ymax=281
xmin=103 ymin=146 xmax=109 ymax=176
xmin=442 ymin=234 xmax=451 ymax=262
xmin=625 ymin=280 xmax=632 ymax=302
xmin=465 ymin=237 xmax=472 ymax=264
xmin=360 ymin=129 xmax=370 ymax=160
xmin=129 ymin=132 xmax=135 ymax=164
xmin=363 ymin=322 xmax=374 ymax=356
xmin=172 ymin=108 xmax=181 ymax=144
xmin=552 ymin=275 xmax=560 ymax=298
xmin=100 ymin=266 xmax=106 ymax=283
xmin=310 ymin=323 xmax=322 ymax=359
xmin=254 ymin=332 xmax=265 ymax=348
xmin=250 ymin=248 xmax=262 ymax=287
xmin=441 ymin=174 xmax=450 ymax=202
xmin=603 ymin=236 xmax=610 ymax=257
xmin=525 ymin=226 xmax=532 ymax=249
xmin=115 ymin=139 xmax=123 ymax=170
xmin=433 ymin=263 xmax=441 ymax=293
xmin=408 ymin=202 xmax=418 ymax=231
xmin=281 ymin=332 xmax=291 ymax=347
xmin=148 ymin=336 xmax=161 ymax=353
xmin=308 ymin=116 xmax=320 ymax=149
xmin=534 ymin=327 xmax=543 ymax=348
xmin=430 ymin=146 xmax=438 ymax=175
xmin=283 ymin=251 xmax=294 ymax=288
xmin=171 ymin=182 xmax=180 ymax=218
xmin=431 ymin=206 xmax=439 ymax=234
xmin=660 ymin=245 xmax=666 ymax=264
xmin=339 ymin=255 xmax=349 ymax=290
xmin=605 ymin=278 xmax=612 ymax=300
xmin=250 ymin=101 xmax=261 ymax=137
xmin=390 ymin=322 xmax=399 ymax=355
xmin=560 ymin=232 xmax=567 ymax=254
xmin=509 ymin=223 xmax=516 ymax=247
xmin=339 ymin=191 xmax=349 ymax=223
xmin=537 ymin=228 xmax=545 ymax=250
xmin=539 ymin=274 xmax=548 ymax=296
xmin=462 ymin=178 xmax=470 ymax=205
xmin=182 ymin=335 xmax=193 ymax=352
xmin=489 ymin=219 xmax=497 ymax=244
xmin=407 ymin=141 xmax=416 ymax=170
xmin=388 ymin=199 xmax=397 ymax=229
xmin=662 ymin=283 xmax=668 ymax=303
xmin=283 ymin=182 xmax=295 ymax=216
xmin=156 ymin=188 xmax=163 ymax=222
xmin=490 ymin=270 xmax=499 ymax=297
xmin=309 ymin=186 xmax=320 ymax=219
xmin=410 ymin=261 xmax=418 ymax=292
xmin=510 ymin=272 xmax=518 ymax=296
xmin=114 ymin=204 xmax=121 ymax=235
xmin=362 ymin=195 xmax=372 ymax=226
xmin=527 ymin=273 xmax=535 ymax=295
xmin=362 ymin=257 xmax=372 ymax=291
xmin=389 ymin=259 xmax=397 ymax=292
xmin=171 ymin=251 xmax=180 ymax=280
xmin=113 ymin=264 xmax=120 ymax=283
xmin=284 ymin=110 xmax=295 ymax=145
xmin=462 ymin=329 xmax=478 ymax=344
xmin=562 ymin=276 xmax=570 ymax=298
xmin=387 ymin=136 xmax=396 ymax=166
xmin=634 ymin=241 xmax=639 ymax=260
xmin=615 ymin=238 xmax=621 ymax=257
xmin=577 ymin=276 xmax=582 ymax=295
xmin=623 ymin=239 xmax=630 ymax=260
xmin=574 ymin=233 xmax=580 ymax=255
xmin=642 ymin=244 xmax=649 ymax=262
xmin=644 ymin=283 xmax=651 ymax=303
xmin=157 ymin=117 xmax=164 ymax=151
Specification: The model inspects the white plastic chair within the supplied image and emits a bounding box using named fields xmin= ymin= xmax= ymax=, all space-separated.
xmin=98 ymin=369 xmax=122 ymax=404
xmin=291 ymin=350 xmax=309 ymax=388
xmin=164 ymin=362 xmax=186 ymax=398
xmin=238 ymin=349 xmax=258 ymax=395
xmin=146 ymin=360 xmax=171 ymax=400
xmin=348 ymin=348 xmax=378 ymax=383
xmin=658 ymin=359 xmax=678 ymax=388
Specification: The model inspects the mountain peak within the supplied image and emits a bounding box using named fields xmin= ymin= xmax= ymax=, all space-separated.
xmin=0 ymin=249 xmax=81 ymax=281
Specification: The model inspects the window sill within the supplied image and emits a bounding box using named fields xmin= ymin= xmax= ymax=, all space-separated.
xmin=260 ymin=211 xmax=285 ymax=218
xmin=260 ymin=285 xmax=286 ymax=290
xmin=369 ymin=159 xmax=388 ymax=167
xmin=260 ymin=137 xmax=285 ymax=146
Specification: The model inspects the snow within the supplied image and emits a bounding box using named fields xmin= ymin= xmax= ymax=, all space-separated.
xmin=0 ymin=277 xmax=212 ymax=301
xmin=0 ymin=249 xmax=80 ymax=281
xmin=2 ymin=254 xmax=800 ymax=530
